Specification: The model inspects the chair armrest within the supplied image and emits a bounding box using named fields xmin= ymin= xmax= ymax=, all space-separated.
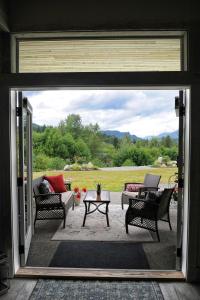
xmin=128 ymin=197 xmax=159 ymax=207
xmin=34 ymin=193 xmax=62 ymax=205
xmin=34 ymin=193 xmax=61 ymax=198
xmin=139 ymin=186 xmax=159 ymax=192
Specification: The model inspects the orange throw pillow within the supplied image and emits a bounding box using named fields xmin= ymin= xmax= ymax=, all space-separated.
xmin=44 ymin=175 xmax=67 ymax=193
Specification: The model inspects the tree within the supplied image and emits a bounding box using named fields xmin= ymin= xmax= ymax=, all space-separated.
xmin=32 ymin=113 xmax=178 ymax=170
xmin=65 ymin=114 xmax=83 ymax=138
xmin=75 ymin=138 xmax=91 ymax=162
xmin=161 ymin=135 xmax=174 ymax=148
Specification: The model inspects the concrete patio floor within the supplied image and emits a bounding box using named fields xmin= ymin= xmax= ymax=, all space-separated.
xmin=27 ymin=192 xmax=177 ymax=270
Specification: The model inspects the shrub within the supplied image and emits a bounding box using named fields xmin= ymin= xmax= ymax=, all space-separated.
xmin=48 ymin=157 xmax=66 ymax=170
xmin=33 ymin=153 xmax=51 ymax=171
xmin=70 ymin=163 xmax=82 ymax=171
xmin=122 ymin=159 xmax=134 ymax=166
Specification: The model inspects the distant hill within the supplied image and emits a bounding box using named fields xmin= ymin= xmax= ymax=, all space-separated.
xmin=102 ymin=129 xmax=178 ymax=141
xmin=145 ymin=130 xmax=178 ymax=140
xmin=101 ymin=130 xmax=141 ymax=141
xmin=33 ymin=123 xmax=178 ymax=141
xmin=157 ymin=130 xmax=178 ymax=139
xmin=33 ymin=123 xmax=47 ymax=132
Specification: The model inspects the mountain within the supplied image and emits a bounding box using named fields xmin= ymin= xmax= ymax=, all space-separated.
xmin=145 ymin=130 xmax=178 ymax=140
xmin=157 ymin=130 xmax=178 ymax=139
xmin=101 ymin=130 xmax=141 ymax=141
xmin=32 ymin=123 xmax=47 ymax=132
xmin=102 ymin=129 xmax=179 ymax=141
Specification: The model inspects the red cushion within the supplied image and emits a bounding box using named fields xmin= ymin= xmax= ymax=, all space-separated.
xmin=44 ymin=175 xmax=67 ymax=193
xmin=126 ymin=183 xmax=144 ymax=192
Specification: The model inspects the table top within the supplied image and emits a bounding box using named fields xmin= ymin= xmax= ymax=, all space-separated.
xmin=83 ymin=190 xmax=110 ymax=202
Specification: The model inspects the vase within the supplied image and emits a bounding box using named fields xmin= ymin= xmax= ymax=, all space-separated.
xmin=97 ymin=183 xmax=101 ymax=196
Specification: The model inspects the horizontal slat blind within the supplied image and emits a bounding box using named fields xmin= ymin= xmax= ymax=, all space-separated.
xmin=19 ymin=38 xmax=181 ymax=73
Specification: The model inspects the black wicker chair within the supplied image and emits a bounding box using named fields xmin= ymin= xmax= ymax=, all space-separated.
xmin=121 ymin=173 xmax=161 ymax=209
xmin=125 ymin=187 xmax=174 ymax=242
xmin=33 ymin=177 xmax=74 ymax=228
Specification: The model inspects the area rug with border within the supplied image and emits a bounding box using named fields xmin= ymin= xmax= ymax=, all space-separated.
xmin=29 ymin=280 xmax=164 ymax=300
xmin=51 ymin=204 xmax=153 ymax=242
xmin=49 ymin=241 xmax=150 ymax=269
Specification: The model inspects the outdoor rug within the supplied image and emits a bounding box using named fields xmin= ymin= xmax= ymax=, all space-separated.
xmin=49 ymin=241 xmax=150 ymax=269
xmin=52 ymin=204 xmax=153 ymax=242
xmin=29 ymin=280 xmax=164 ymax=300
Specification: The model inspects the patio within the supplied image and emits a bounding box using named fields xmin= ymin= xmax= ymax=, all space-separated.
xmin=27 ymin=191 xmax=177 ymax=270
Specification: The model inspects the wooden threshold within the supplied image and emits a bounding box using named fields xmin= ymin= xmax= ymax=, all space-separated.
xmin=16 ymin=267 xmax=185 ymax=281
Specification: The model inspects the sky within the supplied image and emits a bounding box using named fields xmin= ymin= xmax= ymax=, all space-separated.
xmin=24 ymin=89 xmax=179 ymax=138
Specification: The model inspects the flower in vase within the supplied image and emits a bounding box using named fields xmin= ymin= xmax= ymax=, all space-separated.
xmin=74 ymin=187 xmax=79 ymax=193
xmin=76 ymin=192 xmax=81 ymax=199
xmin=74 ymin=191 xmax=81 ymax=206
xmin=82 ymin=187 xmax=87 ymax=193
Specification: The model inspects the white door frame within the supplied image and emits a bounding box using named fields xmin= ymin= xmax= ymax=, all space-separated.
xmin=10 ymin=84 xmax=190 ymax=278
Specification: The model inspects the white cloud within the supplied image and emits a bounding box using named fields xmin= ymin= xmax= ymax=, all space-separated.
xmin=24 ymin=89 xmax=179 ymax=137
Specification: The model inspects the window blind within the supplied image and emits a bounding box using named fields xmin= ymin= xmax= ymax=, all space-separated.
xmin=18 ymin=38 xmax=181 ymax=73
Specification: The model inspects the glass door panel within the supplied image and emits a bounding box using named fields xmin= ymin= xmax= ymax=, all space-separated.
xmin=17 ymin=92 xmax=33 ymax=265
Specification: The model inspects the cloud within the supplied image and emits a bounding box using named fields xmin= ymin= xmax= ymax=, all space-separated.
xmin=24 ymin=89 xmax=179 ymax=137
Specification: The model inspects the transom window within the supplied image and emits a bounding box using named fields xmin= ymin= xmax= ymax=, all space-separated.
xmin=18 ymin=37 xmax=182 ymax=73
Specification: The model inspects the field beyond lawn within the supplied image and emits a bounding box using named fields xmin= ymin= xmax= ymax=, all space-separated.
xmin=33 ymin=167 xmax=177 ymax=192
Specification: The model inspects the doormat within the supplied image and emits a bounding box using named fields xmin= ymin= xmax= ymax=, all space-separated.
xmin=30 ymin=280 xmax=164 ymax=300
xmin=49 ymin=241 xmax=149 ymax=269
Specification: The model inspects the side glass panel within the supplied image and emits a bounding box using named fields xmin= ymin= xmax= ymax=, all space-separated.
xmin=23 ymin=107 xmax=32 ymax=234
xmin=17 ymin=93 xmax=33 ymax=265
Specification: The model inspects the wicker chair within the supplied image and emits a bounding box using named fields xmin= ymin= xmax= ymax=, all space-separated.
xmin=33 ymin=177 xmax=74 ymax=228
xmin=125 ymin=188 xmax=174 ymax=242
xmin=121 ymin=173 xmax=161 ymax=209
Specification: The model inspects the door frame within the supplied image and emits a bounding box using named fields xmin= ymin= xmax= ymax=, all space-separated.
xmin=9 ymin=83 xmax=191 ymax=279
xmin=17 ymin=93 xmax=33 ymax=266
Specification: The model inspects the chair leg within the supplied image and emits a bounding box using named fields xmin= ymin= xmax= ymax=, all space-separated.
xmin=155 ymin=220 xmax=160 ymax=242
xmin=122 ymin=201 xmax=124 ymax=210
xmin=126 ymin=223 xmax=129 ymax=233
xmin=121 ymin=195 xmax=124 ymax=210
xmin=63 ymin=209 xmax=66 ymax=228
xmin=168 ymin=211 xmax=172 ymax=231
xmin=34 ymin=210 xmax=38 ymax=228
xmin=125 ymin=214 xmax=129 ymax=233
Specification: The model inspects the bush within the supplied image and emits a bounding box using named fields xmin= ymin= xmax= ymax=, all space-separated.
xmin=63 ymin=161 xmax=99 ymax=171
xmin=48 ymin=157 xmax=66 ymax=170
xmin=122 ymin=159 xmax=134 ymax=166
xmin=33 ymin=153 xmax=51 ymax=171
xmin=91 ymin=158 xmax=103 ymax=168
xmin=70 ymin=163 xmax=82 ymax=171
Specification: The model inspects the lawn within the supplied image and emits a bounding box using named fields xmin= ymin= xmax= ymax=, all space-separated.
xmin=33 ymin=167 xmax=177 ymax=192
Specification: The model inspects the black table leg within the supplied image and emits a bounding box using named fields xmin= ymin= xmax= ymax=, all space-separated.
xmin=106 ymin=203 xmax=110 ymax=227
xmin=82 ymin=202 xmax=88 ymax=227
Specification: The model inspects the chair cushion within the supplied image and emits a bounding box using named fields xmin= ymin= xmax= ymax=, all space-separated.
xmin=126 ymin=183 xmax=144 ymax=192
xmin=44 ymin=175 xmax=67 ymax=193
xmin=147 ymin=191 xmax=163 ymax=203
xmin=39 ymin=179 xmax=54 ymax=194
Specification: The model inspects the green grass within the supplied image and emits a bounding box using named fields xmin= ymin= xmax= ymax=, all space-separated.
xmin=33 ymin=167 xmax=177 ymax=192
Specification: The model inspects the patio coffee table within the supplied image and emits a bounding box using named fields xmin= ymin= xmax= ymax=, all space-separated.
xmin=82 ymin=190 xmax=110 ymax=227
